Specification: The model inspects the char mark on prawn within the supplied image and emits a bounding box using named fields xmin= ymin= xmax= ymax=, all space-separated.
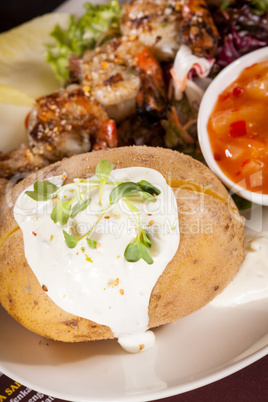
xmin=120 ymin=0 xmax=219 ymax=59
xmin=180 ymin=0 xmax=220 ymax=58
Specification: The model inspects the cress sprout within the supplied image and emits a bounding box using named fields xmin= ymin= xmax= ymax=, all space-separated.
xmin=26 ymin=160 xmax=161 ymax=264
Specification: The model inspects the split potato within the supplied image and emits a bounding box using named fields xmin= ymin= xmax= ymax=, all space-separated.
xmin=0 ymin=146 xmax=245 ymax=341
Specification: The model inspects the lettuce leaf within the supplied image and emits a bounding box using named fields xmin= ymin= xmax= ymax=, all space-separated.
xmin=45 ymin=0 xmax=121 ymax=83
xmin=251 ymin=0 xmax=268 ymax=14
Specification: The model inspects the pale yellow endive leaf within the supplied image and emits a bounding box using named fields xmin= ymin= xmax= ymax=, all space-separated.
xmin=0 ymin=13 xmax=70 ymax=99
xmin=0 ymin=13 xmax=70 ymax=152
xmin=0 ymin=84 xmax=34 ymax=106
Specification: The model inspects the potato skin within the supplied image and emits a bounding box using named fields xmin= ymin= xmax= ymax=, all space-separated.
xmin=0 ymin=146 xmax=245 ymax=341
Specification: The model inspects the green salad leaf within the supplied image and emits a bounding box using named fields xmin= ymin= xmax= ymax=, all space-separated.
xmin=46 ymin=0 xmax=121 ymax=82
xmin=251 ymin=0 xmax=268 ymax=14
xmin=231 ymin=193 xmax=252 ymax=211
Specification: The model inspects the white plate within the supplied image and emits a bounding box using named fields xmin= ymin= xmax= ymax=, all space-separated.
xmin=0 ymin=1 xmax=267 ymax=401
xmin=0 ymin=293 xmax=267 ymax=402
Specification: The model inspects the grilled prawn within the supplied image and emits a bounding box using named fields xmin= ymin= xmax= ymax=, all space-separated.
xmin=180 ymin=0 xmax=220 ymax=57
xmin=0 ymin=146 xmax=49 ymax=180
xmin=0 ymin=86 xmax=117 ymax=179
xmin=27 ymin=85 xmax=117 ymax=161
xmin=74 ymin=37 xmax=167 ymax=122
xmin=120 ymin=0 xmax=219 ymax=60
xmin=120 ymin=0 xmax=180 ymax=61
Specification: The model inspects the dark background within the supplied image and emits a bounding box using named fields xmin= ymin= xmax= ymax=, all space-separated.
xmin=0 ymin=0 xmax=267 ymax=401
xmin=0 ymin=0 xmax=66 ymax=33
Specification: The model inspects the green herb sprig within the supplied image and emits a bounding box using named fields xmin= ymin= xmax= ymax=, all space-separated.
xmin=123 ymin=199 xmax=153 ymax=265
xmin=25 ymin=180 xmax=59 ymax=201
xmin=25 ymin=178 xmax=92 ymax=226
xmin=26 ymin=160 xmax=161 ymax=264
xmin=96 ymin=159 xmax=113 ymax=205
xmin=63 ymin=177 xmax=160 ymax=264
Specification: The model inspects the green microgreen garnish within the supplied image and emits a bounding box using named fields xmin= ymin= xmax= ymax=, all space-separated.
xmin=140 ymin=229 xmax=152 ymax=249
xmin=63 ymin=230 xmax=79 ymax=249
xmin=70 ymin=198 xmax=92 ymax=219
xmin=123 ymin=198 xmax=154 ymax=264
xmin=109 ymin=182 xmax=157 ymax=205
xmin=109 ymin=182 xmax=141 ymax=204
xmin=26 ymin=160 xmax=161 ymax=265
xmin=95 ymin=160 xmax=113 ymax=205
xmin=51 ymin=198 xmax=73 ymax=225
xmin=136 ymin=180 xmax=161 ymax=196
xmin=124 ymin=240 xmax=154 ymax=265
xmin=25 ymin=180 xmax=59 ymax=201
xmin=87 ymin=238 xmax=98 ymax=249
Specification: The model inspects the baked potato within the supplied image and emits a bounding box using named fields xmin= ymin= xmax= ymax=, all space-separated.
xmin=0 ymin=146 xmax=245 ymax=342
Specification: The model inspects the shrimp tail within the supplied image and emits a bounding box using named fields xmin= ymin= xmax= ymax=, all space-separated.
xmin=92 ymin=119 xmax=118 ymax=150
xmin=136 ymin=72 xmax=167 ymax=121
xmin=135 ymin=48 xmax=167 ymax=121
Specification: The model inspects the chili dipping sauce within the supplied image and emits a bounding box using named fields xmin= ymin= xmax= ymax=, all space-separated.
xmin=207 ymin=61 xmax=268 ymax=194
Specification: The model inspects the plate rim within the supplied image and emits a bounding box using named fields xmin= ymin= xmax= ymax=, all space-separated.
xmin=0 ymin=302 xmax=267 ymax=402
xmin=0 ymin=0 xmax=268 ymax=401
xmin=0 ymin=349 xmax=267 ymax=402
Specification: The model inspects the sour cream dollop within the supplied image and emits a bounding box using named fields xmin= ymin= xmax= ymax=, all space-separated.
xmin=14 ymin=167 xmax=180 ymax=351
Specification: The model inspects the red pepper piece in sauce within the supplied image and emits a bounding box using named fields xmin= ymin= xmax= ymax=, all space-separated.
xmin=229 ymin=120 xmax=247 ymax=138
xmin=232 ymin=86 xmax=243 ymax=97
xmin=219 ymin=92 xmax=230 ymax=102
xmin=214 ymin=152 xmax=222 ymax=162
xmin=241 ymin=159 xmax=250 ymax=167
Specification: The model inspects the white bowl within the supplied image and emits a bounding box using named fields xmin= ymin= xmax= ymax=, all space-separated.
xmin=198 ymin=47 xmax=268 ymax=206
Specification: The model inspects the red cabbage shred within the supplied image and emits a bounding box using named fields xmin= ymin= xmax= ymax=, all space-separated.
xmin=210 ymin=0 xmax=268 ymax=70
